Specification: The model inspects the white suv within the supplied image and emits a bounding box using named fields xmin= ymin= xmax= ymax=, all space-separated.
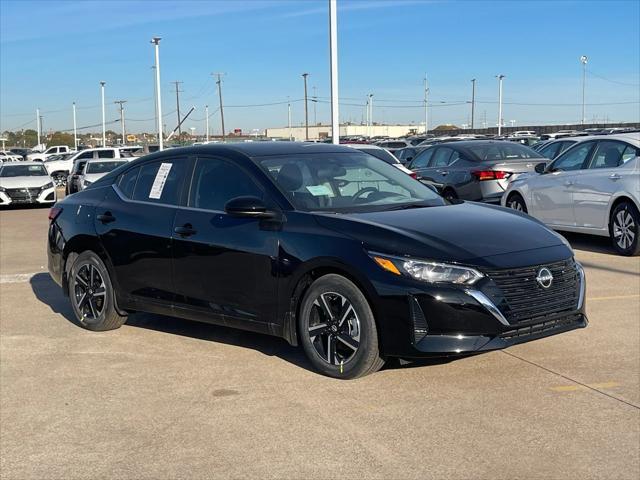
xmin=44 ymin=148 xmax=132 ymax=180
xmin=27 ymin=145 xmax=74 ymax=162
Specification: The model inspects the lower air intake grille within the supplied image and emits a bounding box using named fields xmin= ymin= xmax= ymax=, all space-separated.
xmin=500 ymin=314 xmax=583 ymax=340
xmin=409 ymin=296 xmax=428 ymax=343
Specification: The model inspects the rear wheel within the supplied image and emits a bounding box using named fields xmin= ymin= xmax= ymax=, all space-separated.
xmin=506 ymin=192 xmax=528 ymax=214
xmin=609 ymin=202 xmax=640 ymax=256
xmin=442 ymin=188 xmax=458 ymax=202
xmin=68 ymin=251 xmax=127 ymax=330
xmin=298 ymin=274 xmax=385 ymax=379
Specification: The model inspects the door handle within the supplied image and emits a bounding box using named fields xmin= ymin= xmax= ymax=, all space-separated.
xmin=96 ymin=212 xmax=116 ymax=223
xmin=436 ymin=170 xmax=448 ymax=176
xmin=609 ymin=173 xmax=621 ymax=180
xmin=174 ymin=223 xmax=197 ymax=237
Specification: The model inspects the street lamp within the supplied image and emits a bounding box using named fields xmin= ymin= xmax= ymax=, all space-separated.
xmin=329 ymin=0 xmax=339 ymax=144
xmin=151 ymin=37 xmax=163 ymax=150
xmin=496 ymin=74 xmax=505 ymax=136
xmin=302 ymin=73 xmax=309 ymax=140
xmin=580 ymin=55 xmax=588 ymax=125
xmin=100 ymin=81 xmax=106 ymax=147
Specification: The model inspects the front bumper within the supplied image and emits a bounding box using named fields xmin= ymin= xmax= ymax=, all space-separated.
xmin=0 ymin=187 xmax=56 ymax=205
xmin=372 ymin=255 xmax=587 ymax=358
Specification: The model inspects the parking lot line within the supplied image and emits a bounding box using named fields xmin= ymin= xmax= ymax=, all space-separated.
xmin=588 ymin=294 xmax=640 ymax=301
xmin=550 ymin=382 xmax=620 ymax=392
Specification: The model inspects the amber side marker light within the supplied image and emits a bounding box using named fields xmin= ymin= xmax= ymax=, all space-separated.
xmin=373 ymin=256 xmax=401 ymax=275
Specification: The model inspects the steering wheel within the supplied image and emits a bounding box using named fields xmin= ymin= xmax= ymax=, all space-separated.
xmin=353 ymin=187 xmax=379 ymax=201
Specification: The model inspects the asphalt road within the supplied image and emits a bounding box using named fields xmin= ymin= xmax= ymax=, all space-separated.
xmin=1 ymin=204 xmax=639 ymax=479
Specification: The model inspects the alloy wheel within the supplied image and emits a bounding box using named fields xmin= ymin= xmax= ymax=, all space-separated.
xmin=307 ymin=292 xmax=361 ymax=366
xmin=613 ymin=208 xmax=636 ymax=250
xmin=73 ymin=263 xmax=106 ymax=321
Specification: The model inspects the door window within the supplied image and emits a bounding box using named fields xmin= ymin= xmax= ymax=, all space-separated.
xmin=132 ymin=160 xmax=186 ymax=205
xmin=539 ymin=142 xmax=562 ymax=159
xmin=430 ymin=147 xmax=453 ymax=167
xmin=409 ymin=148 xmax=434 ymax=169
xmin=77 ymin=151 xmax=94 ymax=159
xmin=189 ymin=157 xmax=263 ymax=211
xmin=622 ymin=144 xmax=640 ymax=164
xmin=551 ymin=142 xmax=595 ymax=171
xmin=118 ymin=167 xmax=140 ymax=198
xmin=588 ymin=141 xmax=628 ymax=169
xmin=97 ymin=150 xmax=115 ymax=159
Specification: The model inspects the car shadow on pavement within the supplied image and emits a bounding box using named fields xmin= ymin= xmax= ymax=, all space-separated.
xmin=30 ymin=272 xmax=457 ymax=376
xmin=561 ymin=231 xmax=616 ymax=255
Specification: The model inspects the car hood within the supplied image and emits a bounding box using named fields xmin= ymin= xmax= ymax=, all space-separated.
xmin=0 ymin=176 xmax=51 ymax=188
xmin=314 ymin=202 xmax=570 ymax=266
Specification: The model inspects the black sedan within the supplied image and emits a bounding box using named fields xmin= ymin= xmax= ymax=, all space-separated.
xmin=47 ymin=142 xmax=586 ymax=378
xmin=408 ymin=141 xmax=549 ymax=203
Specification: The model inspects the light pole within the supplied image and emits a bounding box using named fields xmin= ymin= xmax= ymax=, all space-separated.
xmin=287 ymin=96 xmax=292 ymax=140
xmin=72 ymin=102 xmax=78 ymax=150
xmin=329 ymin=0 xmax=339 ymax=144
xmin=312 ymin=86 xmax=318 ymax=126
xmin=368 ymin=93 xmax=374 ymax=136
xmin=580 ymin=55 xmax=588 ymax=125
xmin=100 ymin=81 xmax=106 ymax=146
xmin=302 ymin=73 xmax=309 ymax=140
xmin=36 ymin=108 xmax=41 ymax=148
xmin=496 ymin=74 xmax=505 ymax=136
xmin=470 ymin=78 xmax=476 ymax=130
xmin=151 ymin=37 xmax=163 ymax=150
xmin=114 ymin=100 xmax=127 ymax=145
xmin=423 ymin=75 xmax=429 ymax=135
xmin=205 ymin=105 xmax=209 ymax=142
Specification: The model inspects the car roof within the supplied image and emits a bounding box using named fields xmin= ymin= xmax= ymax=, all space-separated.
xmin=154 ymin=141 xmax=356 ymax=157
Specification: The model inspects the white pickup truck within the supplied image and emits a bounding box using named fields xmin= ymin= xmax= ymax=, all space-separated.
xmin=44 ymin=147 xmax=134 ymax=182
xmin=27 ymin=145 xmax=75 ymax=162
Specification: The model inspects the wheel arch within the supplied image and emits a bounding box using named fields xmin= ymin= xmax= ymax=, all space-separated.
xmin=281 ymin=258 xmax=380 ymax=348
xmin=608 ymin=194 xmax=640 ymax=223
xmin=61 ymin=234 xmax=115 ymax=296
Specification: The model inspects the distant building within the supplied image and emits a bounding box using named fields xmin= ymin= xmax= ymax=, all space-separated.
xmin=264 ymin=124 xmax=422 ymax=141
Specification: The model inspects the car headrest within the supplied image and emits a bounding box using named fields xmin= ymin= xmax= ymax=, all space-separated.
xmin=277 ymin=163 xmax=303 ymax=191
xmin=603 ymin=148 xmax=621 ymax=168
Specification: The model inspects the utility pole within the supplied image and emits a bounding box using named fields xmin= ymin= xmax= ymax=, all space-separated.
xmin=114 ymin=100 xmax=127 ymax=145
xmin=72 ymin=102 xmax=78 ymax=150
xmin=36 ymin=108 xmax=41 ymax=148
xmin=302 ymin=73 xmax=309 ymax=140
xmin=312 ymin=86 xmax=317 ymax=126
xmin=287 ymin=96 xmax=292 ymax=140
xmin=580 ymin=55 xmax=588 ymax=125
xmin=151 ymin=37 xmax=163 ymax=150
xmin=152 ymin=66 xmax=158 ymax=142
xmin=172 ymin=81 xmax=183 ymax=138
xmin=212 ymin=73 xmax=226 ymax=140
xmin=496 ymin=74 xmax=505 ymax=136
xmin=100 ymin=81 xmax=106 ymax=146
xmin=368 ymin=94 xmax=374 ymax=136
xmin=423 ymin=75 xmax=429 ymax=136
xmin=365 ymin=96 xmax=370 ymax=136
xmin=205 ymin=105 xmax=209 ymax=142
xmin=470 ymin=78 xmax=476 ymax=130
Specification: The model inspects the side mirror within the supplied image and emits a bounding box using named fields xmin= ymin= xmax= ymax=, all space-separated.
xmin=535 ymin=162 xmax=547 ymax=174
xmin=225 ymin=196 xmax=274 ymax=219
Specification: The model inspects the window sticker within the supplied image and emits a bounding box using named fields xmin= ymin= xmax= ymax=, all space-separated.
xmin=306 ymin=185 xmax=332 ymax=196
xmin=149 ymin=163 xmax=172 ymax=199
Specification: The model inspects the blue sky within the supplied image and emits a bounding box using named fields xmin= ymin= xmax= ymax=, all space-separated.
xmin=1 ymin=0 xmax=639 ymax=135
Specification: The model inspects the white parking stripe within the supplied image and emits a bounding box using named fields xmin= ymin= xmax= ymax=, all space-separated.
xmin=0 ymin=272 xmax=42 ymax=284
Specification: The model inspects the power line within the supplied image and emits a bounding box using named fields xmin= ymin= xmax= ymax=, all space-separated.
xmin=587 ymin=69 xmax=640 ymax=87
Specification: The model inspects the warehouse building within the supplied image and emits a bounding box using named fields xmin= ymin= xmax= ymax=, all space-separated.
xmin=264 ymin=124 xmax=423 ymax=141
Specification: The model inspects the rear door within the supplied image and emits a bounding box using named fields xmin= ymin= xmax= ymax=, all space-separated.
xmin=95 ymin=157 xmax=189 ymax=307
xmin=408 ymin=147 xmax=435 ymax=180
xmin=573 ymin=140 xmax=640 ymax=229
xmin=171 ymin=155 xmax=279 ymax=330
xmin=528 ymin=141 xmax=596 ymax=226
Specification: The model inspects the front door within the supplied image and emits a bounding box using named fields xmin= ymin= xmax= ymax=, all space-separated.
xmin=171 ymin=155 xmax=279 ymax=330
xmin=529 ymin=141 xmax=596 ymax=226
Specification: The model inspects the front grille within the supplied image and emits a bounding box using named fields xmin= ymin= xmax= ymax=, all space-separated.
xmin=484 ymin=259 xmax=580 ymax=323
xmin=500 ymin=314 xmax=583 ymax=340
xmin=5 ymin=187 xmax=40 ymax=202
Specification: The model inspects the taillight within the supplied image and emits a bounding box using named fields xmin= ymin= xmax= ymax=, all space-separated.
xmin=409 ymin=171 xmax=418 ymax=179
xmin=471 ymin=170 xmax=510 ymax=181
xmin=48 ymin=206 xmax=63 ymax=221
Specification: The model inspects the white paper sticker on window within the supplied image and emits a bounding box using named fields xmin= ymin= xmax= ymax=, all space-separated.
xmin=306 ymin=185 xmax=332 ymax=196
xmin=149 ymin=163 xmax=172 ymax=199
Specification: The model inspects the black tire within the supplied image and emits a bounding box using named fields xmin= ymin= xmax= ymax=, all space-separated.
xmin=506 ymin=192 xmax=528 ymax=214
xmin=609 ymin=202 xmax=640 ymax=256
xmin=298 ymin=274 xmax=385 ymax=379
xmin=68 ymin=251 xmax=127 ymax=331
xmin=442 ymin=188 xmax=458 ymax=202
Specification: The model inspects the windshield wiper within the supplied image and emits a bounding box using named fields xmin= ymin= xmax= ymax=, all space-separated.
xmin=382 ymin=202 xmax=432 ymax=211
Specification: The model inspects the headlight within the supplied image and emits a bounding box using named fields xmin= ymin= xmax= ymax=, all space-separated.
xmin=40 ymin=182 xmax=54 ymax=190
xmin=370 ymin=253 xmax=484 ymax=285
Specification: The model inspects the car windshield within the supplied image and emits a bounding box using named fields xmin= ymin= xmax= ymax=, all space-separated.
xmin=85 ymin=161 xmax=127 ymax=174
xmin=0 ymin=164 xmax=48 ymax=177
xmin=257 ymin=152 xmax=444 ymax=213
xmin=465 ymin=143 xmax=540 ymax=161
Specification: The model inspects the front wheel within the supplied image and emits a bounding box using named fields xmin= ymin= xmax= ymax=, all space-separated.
xmin=506 ymin=192 xmax=528 ymax=214
xmin=610 ymin=202 xmax=640 ymax=256
xmin=298 ymin=274 xmax=385 ymax=379
xmin=68 ymin=251 xmax=127 ymax=330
